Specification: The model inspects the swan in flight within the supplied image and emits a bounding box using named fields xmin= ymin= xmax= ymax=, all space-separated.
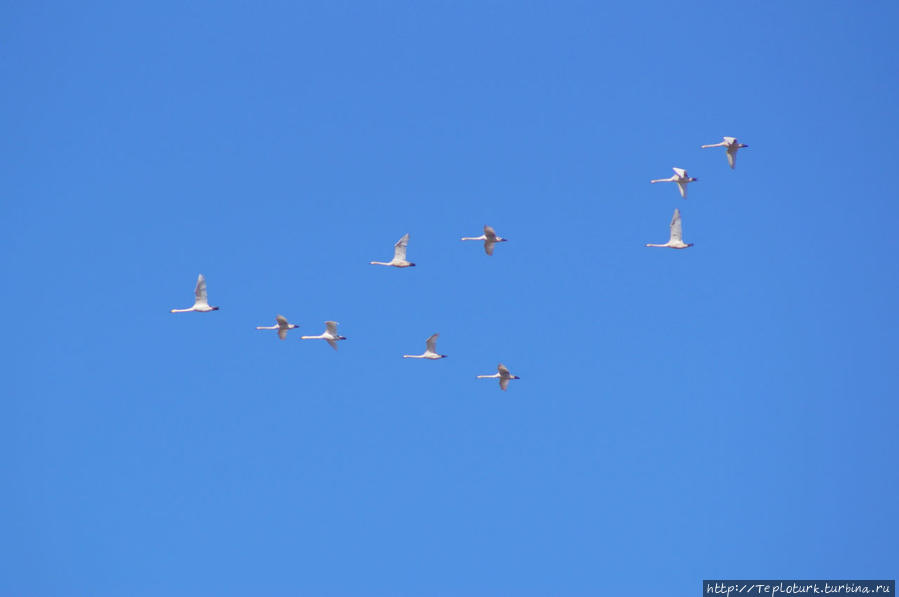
xmin=477 ymin=363 xmax=520 ymax=391
xmin=645 ymin=208 xmax=693 ymax=249
xmin=301 ymin=321 xmax=346 ymax=350
xmin=403 ymin=333 xmax=447 ymax=359
xmin=651 ymin=167 xmax=698 ymax=198
xmin=461 ymin=225 xmax=508 ymax=256
xmin=370 ymin=233 xmax=415 ymax=267
xmin=701 ymin=136 xmax=749 ymax=169
xmin=256 ymin=315 xmax=299 ymax=340
xmin=170 ymin=273 xmax=219 ymax=313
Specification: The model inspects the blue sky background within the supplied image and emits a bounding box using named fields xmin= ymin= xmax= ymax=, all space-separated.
xmin=3 ymin=2 xmax=898 ymax=595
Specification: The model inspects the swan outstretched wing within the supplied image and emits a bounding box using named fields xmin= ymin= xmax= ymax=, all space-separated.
xmin=275 ymin=315 xmax=290 ymax=339
xmin=484 ymin=240 xmax=495 ymax=255
xmin=672 ymin=167 xmax=686 ymax=178
xmin=676 ymin=181 xmax=687 ymax=198
xmin=393 ymin=233 xmax=409 ymax=261
xmin=326 ymin=338 xmax=339 ymax=351
xmin=500 ymin=377 xmax=510 ymax=391
xmin=726 ymin=147 xmax=737 ymax=169
xmin=426 ymin=333 xmax=439 ymax=353
xmin=497 ymin=363 xmax=511 ymax=377
xmin=670 ymin=209 xmax=684 ymax=243
xmin=194 ymin=274 xmax=209 ymax=307
xmin=484 ymin=225 xmax=498 ymax=241
xmin=723 ymin=136 xmax=737 ymax=145
xmin=325 ymin=321 xmax=339 ymax=336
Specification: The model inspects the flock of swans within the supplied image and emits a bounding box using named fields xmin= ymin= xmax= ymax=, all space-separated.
xmin=170 ymin=225 xmax=520 ymax=391
xmin=171 ymin=137 xmax=747 ymax=391
xmin=645 ymin=136 xmax=749 ymax=249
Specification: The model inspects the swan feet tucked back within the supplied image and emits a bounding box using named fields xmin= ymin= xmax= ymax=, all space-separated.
xmin=170 ymin=273 xmax=220 ymax=313
xmin=256 ymin=314 xmax=299 ymax=340
xmin=403 ymin=333 xmax=448 ymax=359
xmin=477 ymin=363 xmax=520 ymax=391
xmin=701 ymin=136 xmax=748 ymax=169
xmin=301 ymin=321 xmax=347 ymax=350
xmin=461 ymin=225 xmax=508 ymax=255
xmin=370 ymin=233 xmax=416 ymax=267
xmin=645 ymin=208 xmax=693 ymax=249
xmin=650 ymin=167 xmax=698 ymax=198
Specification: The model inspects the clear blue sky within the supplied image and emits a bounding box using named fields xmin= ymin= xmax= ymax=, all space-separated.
xmin=3 ymin=2 xmax=897 ymax=595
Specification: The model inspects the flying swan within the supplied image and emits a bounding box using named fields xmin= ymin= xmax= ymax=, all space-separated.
xmin=256 ymin=315 xmax=299 ymax=340
xmin=301 ymin=321 xmax=347 ymax=350
xmin=651 ymin=167 xmax=698 ymax=198
xmin=403 ymin=333 xmax=448 ymax=359
xmin=461 ymin=225 xmax=508 ymax=255
xmin=645 ymin=208 xmax=693 ymax=249
xmin=170 ymin=273 xmax=219 ymax=313
xmin=701 ymin=136 xmax=748 ymax=169
xmin=370 ymin=233 xmax=416 ymax=267
xmin=477 ymin=363 xmax=520 ymax=391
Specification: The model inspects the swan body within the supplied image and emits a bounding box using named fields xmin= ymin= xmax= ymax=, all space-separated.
xmin=301 ymin=321 xmax=346 ymax=350
xmin=645 ymin=208 xmax=693 ymax=249
xmin=370 ymin=233 xmax=416 ymax=267
xmin=461 ymin=225 xmax=508 ymax=255
xmin=477 ymin=363 xmax=520 ymax=391
xmin=701 ymin=136 xmax=748 ymax=169
xmin=256 ymin=314 xmax=299 ymax=340
xmin=651 ymin=167 xmax=698 ymax=198
xmin=170 ymin=273 xmax=220 ymax=313
xmin=403 ymin=333 xmax=447 ymax=359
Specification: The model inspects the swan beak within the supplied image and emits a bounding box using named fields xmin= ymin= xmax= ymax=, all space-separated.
xmin=410 ymin=263 xmax=417 ymax=267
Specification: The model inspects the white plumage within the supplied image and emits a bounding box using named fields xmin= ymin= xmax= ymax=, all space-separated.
xmin=461 ymin=225 xmax=508 ymax=256
xmin=403 ymin=333 xmax=447 ymax=359
xmin=256 ymin=314 xmax=299 ymax=340
xmin=476 ymin=363 xmax=520 ymax=391
xmin=301 ymin=321 xmax=347 ymax=350
xmin=170 ymin=274 xmax=220 ymax=313
xmin=645 ymin=208 xmax=693 ymax=249
xmin=370 ymin=233 xmax=416 ymax=267
xmin=651 ymin=167 xmax=698 ymax=198
xmin=701 ymin=136 xmax=749 ymax=169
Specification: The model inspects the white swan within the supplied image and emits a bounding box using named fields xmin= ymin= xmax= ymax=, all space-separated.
xmin=403 ymin=333 xmax=447 ymax=359
xmin=477 ymin=363 xmax=520 ymax=391
xmin=645 ymin=208 xmax=693 ymax=249
xmin=256 ymin=314 xmax=299 ymax=340
xmin=461 ymin=225 xmax=507 ymax=256
xmin=651 ymin=167 xmax=698 ymax=198
xmin=370 ymin=233 xmax=415 ymax=267
xmin=701 ymin=136 xmax=748 ymax=169
xmin=301 ymin=321 xmax=346 ymax=350
xmin=170 ymin=273 xmax=219 ymax=313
